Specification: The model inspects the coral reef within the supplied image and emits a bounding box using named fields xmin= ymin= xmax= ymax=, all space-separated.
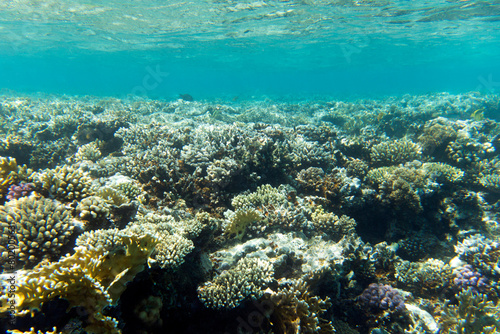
xmin=75 ymin=195 xmax=111 ymax=220
xmin=6 ymin=182 xmax=35 ymax=201
xmin=74 ymin=141 xmax=102 ymax=162
xmin=1 ymin=92 xmax=500 ymax=333
xmin=263 ymin=279 xmax=335 ymax=333
xmin=452 ymin=264 xmax=490 ymax=293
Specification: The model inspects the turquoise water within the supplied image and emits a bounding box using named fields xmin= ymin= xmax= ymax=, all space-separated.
xmin=1 ymin=0 xmax=500 ymax=99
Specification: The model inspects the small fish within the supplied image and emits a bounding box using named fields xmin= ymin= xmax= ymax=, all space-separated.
xmin=179 ymin=94 xmax=194 ymax=102
xmin=471 ymin=108 xmax=484 ymax=121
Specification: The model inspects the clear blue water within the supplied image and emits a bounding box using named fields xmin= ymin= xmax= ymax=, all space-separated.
xmin=1 ymin=0 xmax=500 ymax=99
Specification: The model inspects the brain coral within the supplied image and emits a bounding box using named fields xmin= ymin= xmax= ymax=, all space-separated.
xmin=0 ymin=195 xmax=74 ymax=269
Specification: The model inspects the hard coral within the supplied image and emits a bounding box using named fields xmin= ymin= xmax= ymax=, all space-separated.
xmin=263 ymin=279 xmax=334 ymax=334
xmin=36 ymin=165 xmax=93 ymax=201
xmin=358 ymin=283 xmax=405 ymax=313
xmin=440 ymin=288 xmax=500 ymax=334
xmin=0 ymin=195 xmax=74 ymax=269
xmin=370 ymin=138 xmax=422 ymax=166
xmin=6 ymin=182 xmax=35 ymax=200
xmin=452 ymin=265 xmax=489 ymax=294
xmin=197 ymin=257 xmax=274 ymax=309
xmin=0 ymin=231 xmax=157 ymax=334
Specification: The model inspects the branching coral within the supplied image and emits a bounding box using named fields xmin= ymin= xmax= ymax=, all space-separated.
xmin=75 ymin=195 xmax=111 ymax=220
xmin=263 ymin=279 xmax=334 ymax=334
xmin=197 ymin=257 xmax=274 ymax=309
xmin=440 ymin=288 xmax=500 ymax=333
xmin=231 ymin=184 xmax=289 ymax=210
xmin=36 ymin=165 xmax=93 ymax=201
xmin=370 ymin=138 xmax=422 ymax=166
xmin=0 ymin=156 xmax=17 ymax=196
xmin=74 ymin=141 xmax=102 ymax=162
xmin=0 ymin=195 xmax=74 ymax=269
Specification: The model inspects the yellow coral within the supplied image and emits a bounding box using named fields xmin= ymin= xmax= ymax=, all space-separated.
xmin=223 ymin=207 xmax=262 ymax=240
xmin=0 ymin=156 xmax=17 ymax=194
xmin=0 ymin=233 xmax=157 ymax=334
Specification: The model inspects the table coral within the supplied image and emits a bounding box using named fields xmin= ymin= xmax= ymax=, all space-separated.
xmin=0 ymin=231 xmax=157 ymax=334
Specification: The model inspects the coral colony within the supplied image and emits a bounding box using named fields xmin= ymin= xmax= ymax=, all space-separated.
xmin=1 ymin=92 xmax=500 ymax=333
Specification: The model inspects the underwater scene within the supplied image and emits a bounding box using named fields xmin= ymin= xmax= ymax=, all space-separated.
xmin=1 ymin=1 xmax=500 ymax=334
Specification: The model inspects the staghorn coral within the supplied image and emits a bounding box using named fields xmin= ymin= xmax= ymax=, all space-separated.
xmin=440 ymin=288 xmax=500 ymax=334
xmin=0 ymin=231 xmax=158 ymax=334
xmin=0 ymin=195 xmax=74 ymax=269
xmin=36 ymin=165 xmax=93 ymax=201
xmin=197 ymin=257 xmax=274 ymax=309
xmin=370 ymin=138 xmax=422 ymax=166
